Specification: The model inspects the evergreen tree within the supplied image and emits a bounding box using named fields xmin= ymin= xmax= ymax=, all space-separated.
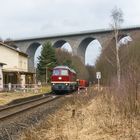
xmin=37 ymin=41 xmax=57 ymax=83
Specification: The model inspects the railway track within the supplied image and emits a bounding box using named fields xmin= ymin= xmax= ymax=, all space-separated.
xmin=0 ymin=93 xmax=61 ymax=121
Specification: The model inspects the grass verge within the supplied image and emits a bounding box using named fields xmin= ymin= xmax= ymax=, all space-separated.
xmin=20 ymin=85 xmax=140 ymax=140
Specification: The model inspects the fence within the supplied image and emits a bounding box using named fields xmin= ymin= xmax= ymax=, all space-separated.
xmin=2 ymin=83 xmax=42 ymax=93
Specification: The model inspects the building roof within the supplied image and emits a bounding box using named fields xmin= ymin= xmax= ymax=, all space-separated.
xmin=3 ymin=69 xmax=35 ymax=74
xmin=0 ymin=62 xmax=6 ymax=66
xmin=0 ymin=41 xmax=28 ymax=57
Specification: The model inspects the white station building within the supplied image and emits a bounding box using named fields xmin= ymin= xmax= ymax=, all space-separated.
xmin=0 ymin=42 xmax=34 ymax=91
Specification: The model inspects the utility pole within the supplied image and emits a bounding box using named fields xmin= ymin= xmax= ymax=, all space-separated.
xmin=46 ymin=62 xmax=53 ymax=85
xmin=46 ymin=67 xmax=48 ymax=84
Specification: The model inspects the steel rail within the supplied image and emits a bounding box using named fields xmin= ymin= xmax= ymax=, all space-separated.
xmin=0 ymin=94 xmax=61 ymax=120
xmin=0 ymin=93 xmax=52 ymax=111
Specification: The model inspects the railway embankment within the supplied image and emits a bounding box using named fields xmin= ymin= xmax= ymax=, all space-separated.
xmin=20 ymin=86 xmax=140 ymax=140
xmin=0 ymin=85 xmax=139 ymax=140
xmin=0 ymin=87 xmax=95 ymax=140
xmin=0 ymin=94 xmax=65 ymax=140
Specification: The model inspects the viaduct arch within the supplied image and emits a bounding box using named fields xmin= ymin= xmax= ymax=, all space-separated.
xmin=5 ymin=26 xmax=140 ymax=72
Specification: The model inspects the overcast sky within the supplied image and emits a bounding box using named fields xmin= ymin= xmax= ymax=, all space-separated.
xmin=0 ymin=0 xmax=140 ymax=40
xmin=1 ymin=0 xmax=139 ymax=65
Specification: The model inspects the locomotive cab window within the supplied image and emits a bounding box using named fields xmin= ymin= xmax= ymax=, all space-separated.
xmin=61 ymin=69 xmax=68 ymax=76
xmin=53 ymin=69 xmax=60 ymax=75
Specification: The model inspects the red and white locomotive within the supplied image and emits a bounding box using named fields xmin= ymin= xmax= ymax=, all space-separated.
xmin=51 ymin=66 xmax=78 ymax=93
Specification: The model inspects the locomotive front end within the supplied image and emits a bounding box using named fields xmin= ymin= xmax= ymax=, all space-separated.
xmin=51 ymin=66 xmax=77 ymax=93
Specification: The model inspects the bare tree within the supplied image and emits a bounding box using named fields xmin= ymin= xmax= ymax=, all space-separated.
xmin=110 ymin=6 xmax=123 ymax=86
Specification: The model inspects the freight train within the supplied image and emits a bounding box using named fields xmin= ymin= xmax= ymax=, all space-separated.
xmin=77 ymin=79 xmax=89 ymax=89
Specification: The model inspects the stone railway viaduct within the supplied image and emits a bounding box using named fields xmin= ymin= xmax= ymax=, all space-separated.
xmin=6 ymin=26 xmax=140 ymax=72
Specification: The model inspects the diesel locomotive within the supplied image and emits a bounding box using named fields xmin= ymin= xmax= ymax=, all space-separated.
xmin=51 ymin=66 xmax=78 ymax=93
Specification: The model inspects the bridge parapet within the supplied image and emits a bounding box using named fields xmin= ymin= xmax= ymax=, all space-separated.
xmin=5 ymin=26 xmax=140 ymax=72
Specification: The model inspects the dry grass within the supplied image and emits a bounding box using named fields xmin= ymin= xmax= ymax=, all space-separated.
xmin=20 ymin=84 xmax=140 ymax=140
xmin=0 ymin=85 xmax=51 ymax=105
xmin=94 ymin=92 xmax=140 ymax=140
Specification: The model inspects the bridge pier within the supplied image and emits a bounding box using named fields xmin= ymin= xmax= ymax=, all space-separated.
xmin=6 ymin=27 xmax=140 ymax=72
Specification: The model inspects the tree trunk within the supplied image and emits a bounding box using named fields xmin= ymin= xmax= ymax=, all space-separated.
xmin=115 ymin=30 xmax=121 ymax=86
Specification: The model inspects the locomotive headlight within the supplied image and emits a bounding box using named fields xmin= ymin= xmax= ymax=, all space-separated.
xmin=53 ymin=83 xmax=55 ymax=85
xmin=65 ymin=83 xmax=68 ymax=86
xmin=58 ymin=77 xmax=62 ymax=80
